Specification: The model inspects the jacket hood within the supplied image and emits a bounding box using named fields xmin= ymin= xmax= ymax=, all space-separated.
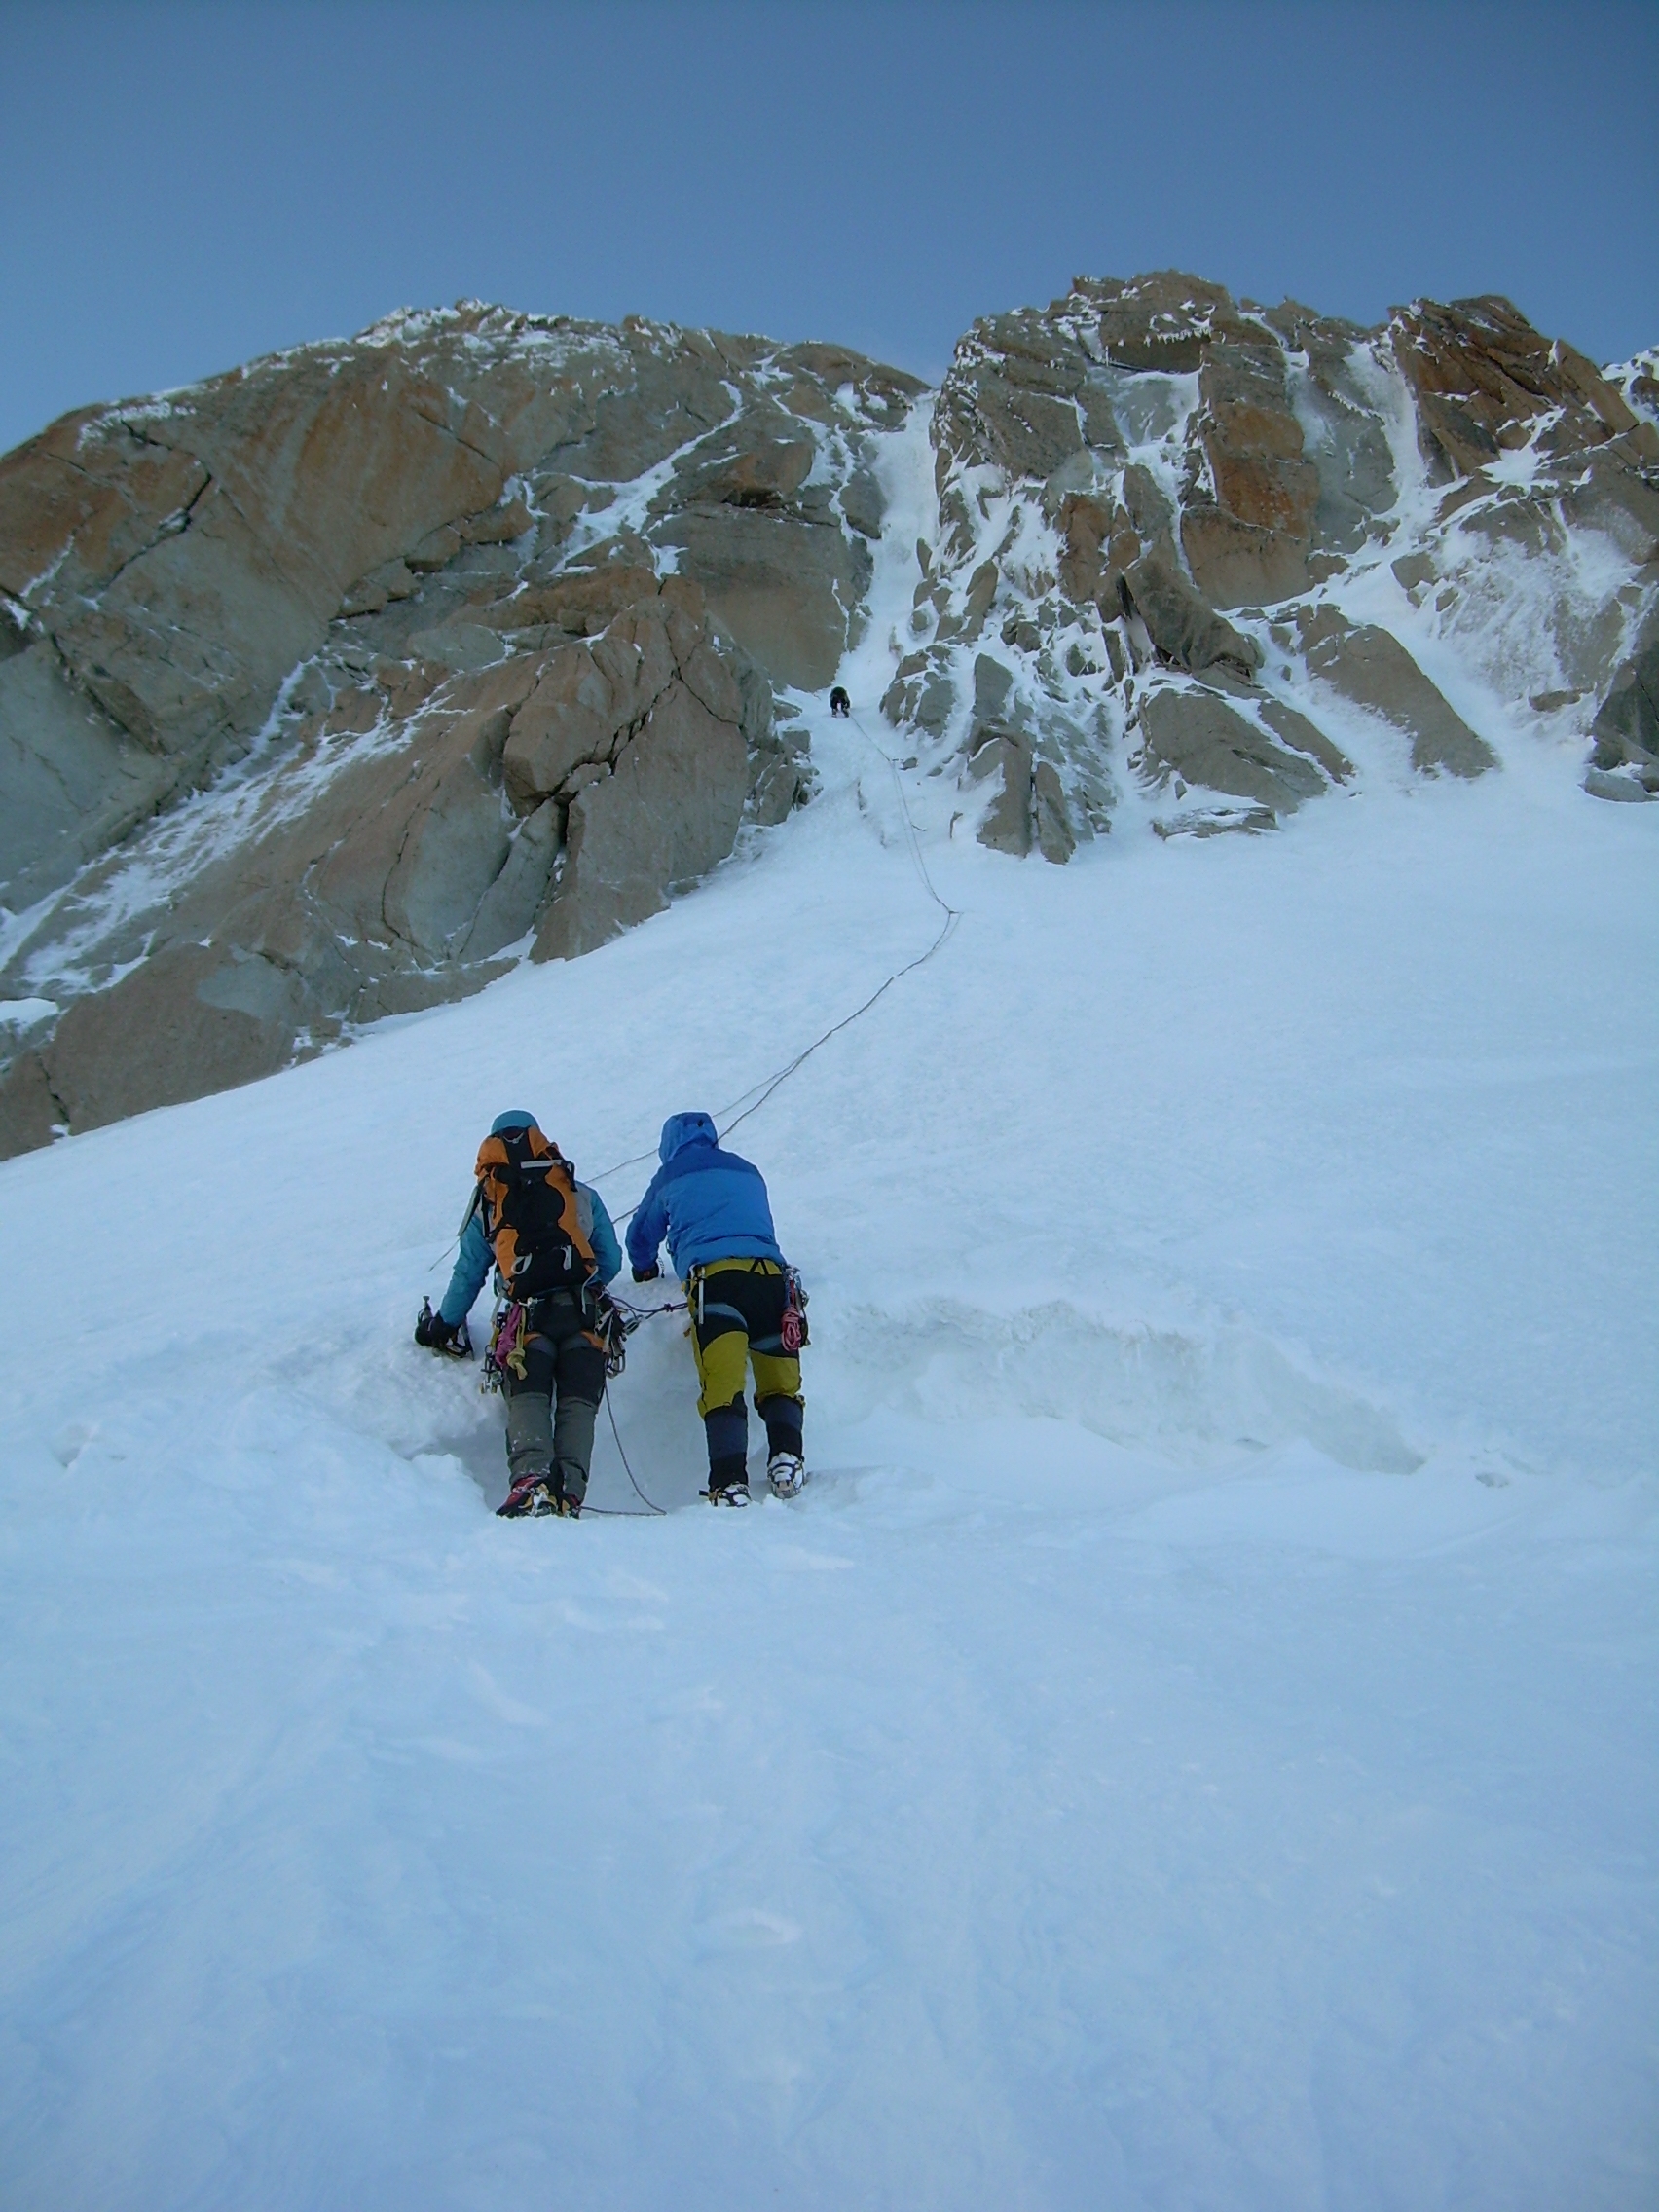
xmin=658 ymin=1110 xmax=718 ymax=1163
xmin=490 ymin=1110 xmax=538 ymax=1135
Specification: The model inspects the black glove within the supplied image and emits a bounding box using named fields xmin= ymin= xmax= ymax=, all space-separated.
xmin=632 ymin=1263 xmax=660 ymax=1283
xmin=415 ymin=1302 xmax=458 ymax=1351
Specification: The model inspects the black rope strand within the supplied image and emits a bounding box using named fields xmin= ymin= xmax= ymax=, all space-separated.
xmin=590 ymin=709 xmax=960 ymax=1192
xmin=603 ymin=1389 xmax=666 ymax=1515
xmin=694 ymin=716 xmax=961 ymax=1149
xmin=848 ymin=709 xmax=959 ymax=927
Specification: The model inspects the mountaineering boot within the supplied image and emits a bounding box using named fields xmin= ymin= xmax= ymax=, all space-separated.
xmin=766 ymin=1452 xmax=805 ymax=1499
xmin=497 ymin=1474 xmax=559 ymax=1518
xmin=703 ymin=1437 xmax=749 ymax=1507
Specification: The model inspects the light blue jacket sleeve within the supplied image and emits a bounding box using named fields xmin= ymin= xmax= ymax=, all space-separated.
xmin=583 ymin=1186 xmax=622 ymax=1287
xmin=438 ymin=1206 xmax=494 ymax=1327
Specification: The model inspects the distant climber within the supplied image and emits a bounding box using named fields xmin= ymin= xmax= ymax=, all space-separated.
xmin=830 ymin=685 xmax=850 ymax=718
xmin=417 ymin=1110 xmax=622 ymax=1518
xmin=627 ymin=1112 xmax=807 ymax=1506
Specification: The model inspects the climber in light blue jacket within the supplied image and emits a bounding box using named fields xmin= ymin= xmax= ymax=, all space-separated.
xmin=438 ymin=1111 xmax=621 ymax=1327
xmin=416 ymin=1109 xmax=622 ymax=1521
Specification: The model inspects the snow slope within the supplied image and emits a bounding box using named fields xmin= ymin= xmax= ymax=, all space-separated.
xmin=0 ymin=415 xmax=1655 ymax=2211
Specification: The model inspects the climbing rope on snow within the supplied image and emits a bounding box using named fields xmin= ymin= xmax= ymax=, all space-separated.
xmin=590 ymin=705 xmax=960 ymax=1205
xmin=577 ymin=1392 xmax=668 ymax=1517
xmin=847 ymin=709 xmax=959 ymax=932
xmin=711 ymin=709 xmax=960 ymax=1148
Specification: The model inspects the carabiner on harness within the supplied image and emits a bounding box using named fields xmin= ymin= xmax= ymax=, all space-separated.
xmin=594 ymin=1289 xmax=638 ymax=1379
xmin=781 ymin=1266 xmax=810 ymax=1352
xmin=482 ymin=1298 xmax=531 ymax=1393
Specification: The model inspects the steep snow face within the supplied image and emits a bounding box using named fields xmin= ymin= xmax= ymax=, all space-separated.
xmin=0 ymin=454 xmax=1655 ymax=2204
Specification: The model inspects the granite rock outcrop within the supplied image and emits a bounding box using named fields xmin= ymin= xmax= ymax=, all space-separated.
xmin=0 ymin=308 xmax=917 ymax=1149
xmin=882 ymin=271 xmax=1654 ymax=856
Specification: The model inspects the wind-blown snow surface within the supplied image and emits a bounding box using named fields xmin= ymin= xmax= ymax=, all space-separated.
xmin=3 ymin=507 xmax=1658 ymax=2204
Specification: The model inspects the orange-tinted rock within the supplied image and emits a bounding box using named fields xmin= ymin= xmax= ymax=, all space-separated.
xmin=1057 ymin=494 xmax=1141 ymax=608
xmin=0 ymin=305 xmax=922 ymax=1148
xmin=1182 ymin=343 xmax=1320 ymax=608
xmin=1075 ymin=270 xmax=1248 ymax=373
xmin=503 ymin=605 xmax=679 ymax=806
xmin=0 ymin=411 xmax=209 ymax=604
xmin=1392 ymin=295 xmax=1641 ymax=478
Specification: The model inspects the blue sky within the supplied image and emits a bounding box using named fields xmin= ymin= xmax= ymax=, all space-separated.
xmin=2 ymin=0 xmax=1654 ymax=452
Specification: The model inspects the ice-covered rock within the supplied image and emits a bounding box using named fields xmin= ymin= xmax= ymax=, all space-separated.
xmin=1587 ymin=621 xmax=1659 ymax=796
xmin=883 ymin=272 xmax=1653 ymax=855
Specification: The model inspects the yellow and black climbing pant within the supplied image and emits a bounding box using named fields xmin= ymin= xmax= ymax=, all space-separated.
xmin=689 ymin=1258 xmax=803 ymax=1418
xmin=690 ymin=1258 xmax=806 ymax=1489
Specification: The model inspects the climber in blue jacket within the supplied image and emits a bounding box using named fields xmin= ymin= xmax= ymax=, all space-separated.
xmin=628 ymin=1111 xmax=806 ymax=1506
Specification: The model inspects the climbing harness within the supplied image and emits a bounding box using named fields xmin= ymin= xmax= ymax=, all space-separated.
xmin=479 ymin=1284 xmax=637 ymax=1393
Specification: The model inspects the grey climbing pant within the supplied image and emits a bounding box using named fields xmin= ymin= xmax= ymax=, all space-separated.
xmin=502 ymin=1290 xmax=607 ymax=1506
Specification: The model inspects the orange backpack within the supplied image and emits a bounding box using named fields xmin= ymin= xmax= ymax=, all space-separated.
xmin=473 ymin=1124 xmax=597 ymax=1300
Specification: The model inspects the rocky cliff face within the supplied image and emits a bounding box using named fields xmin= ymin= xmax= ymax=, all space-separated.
xmin=887 ymin=274 xmax=1658 ymax=859
xmin=0 ymin=307 xmax=918 ymax=1148
xmin=1 ymin=281 xmax=1653 ymax=1154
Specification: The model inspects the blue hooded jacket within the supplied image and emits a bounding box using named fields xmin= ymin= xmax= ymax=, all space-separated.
xmin=438 ymin=1111 xmax=621 ymax=1327
xmin=625 ymin=1111 xmax=784 ymax=1279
